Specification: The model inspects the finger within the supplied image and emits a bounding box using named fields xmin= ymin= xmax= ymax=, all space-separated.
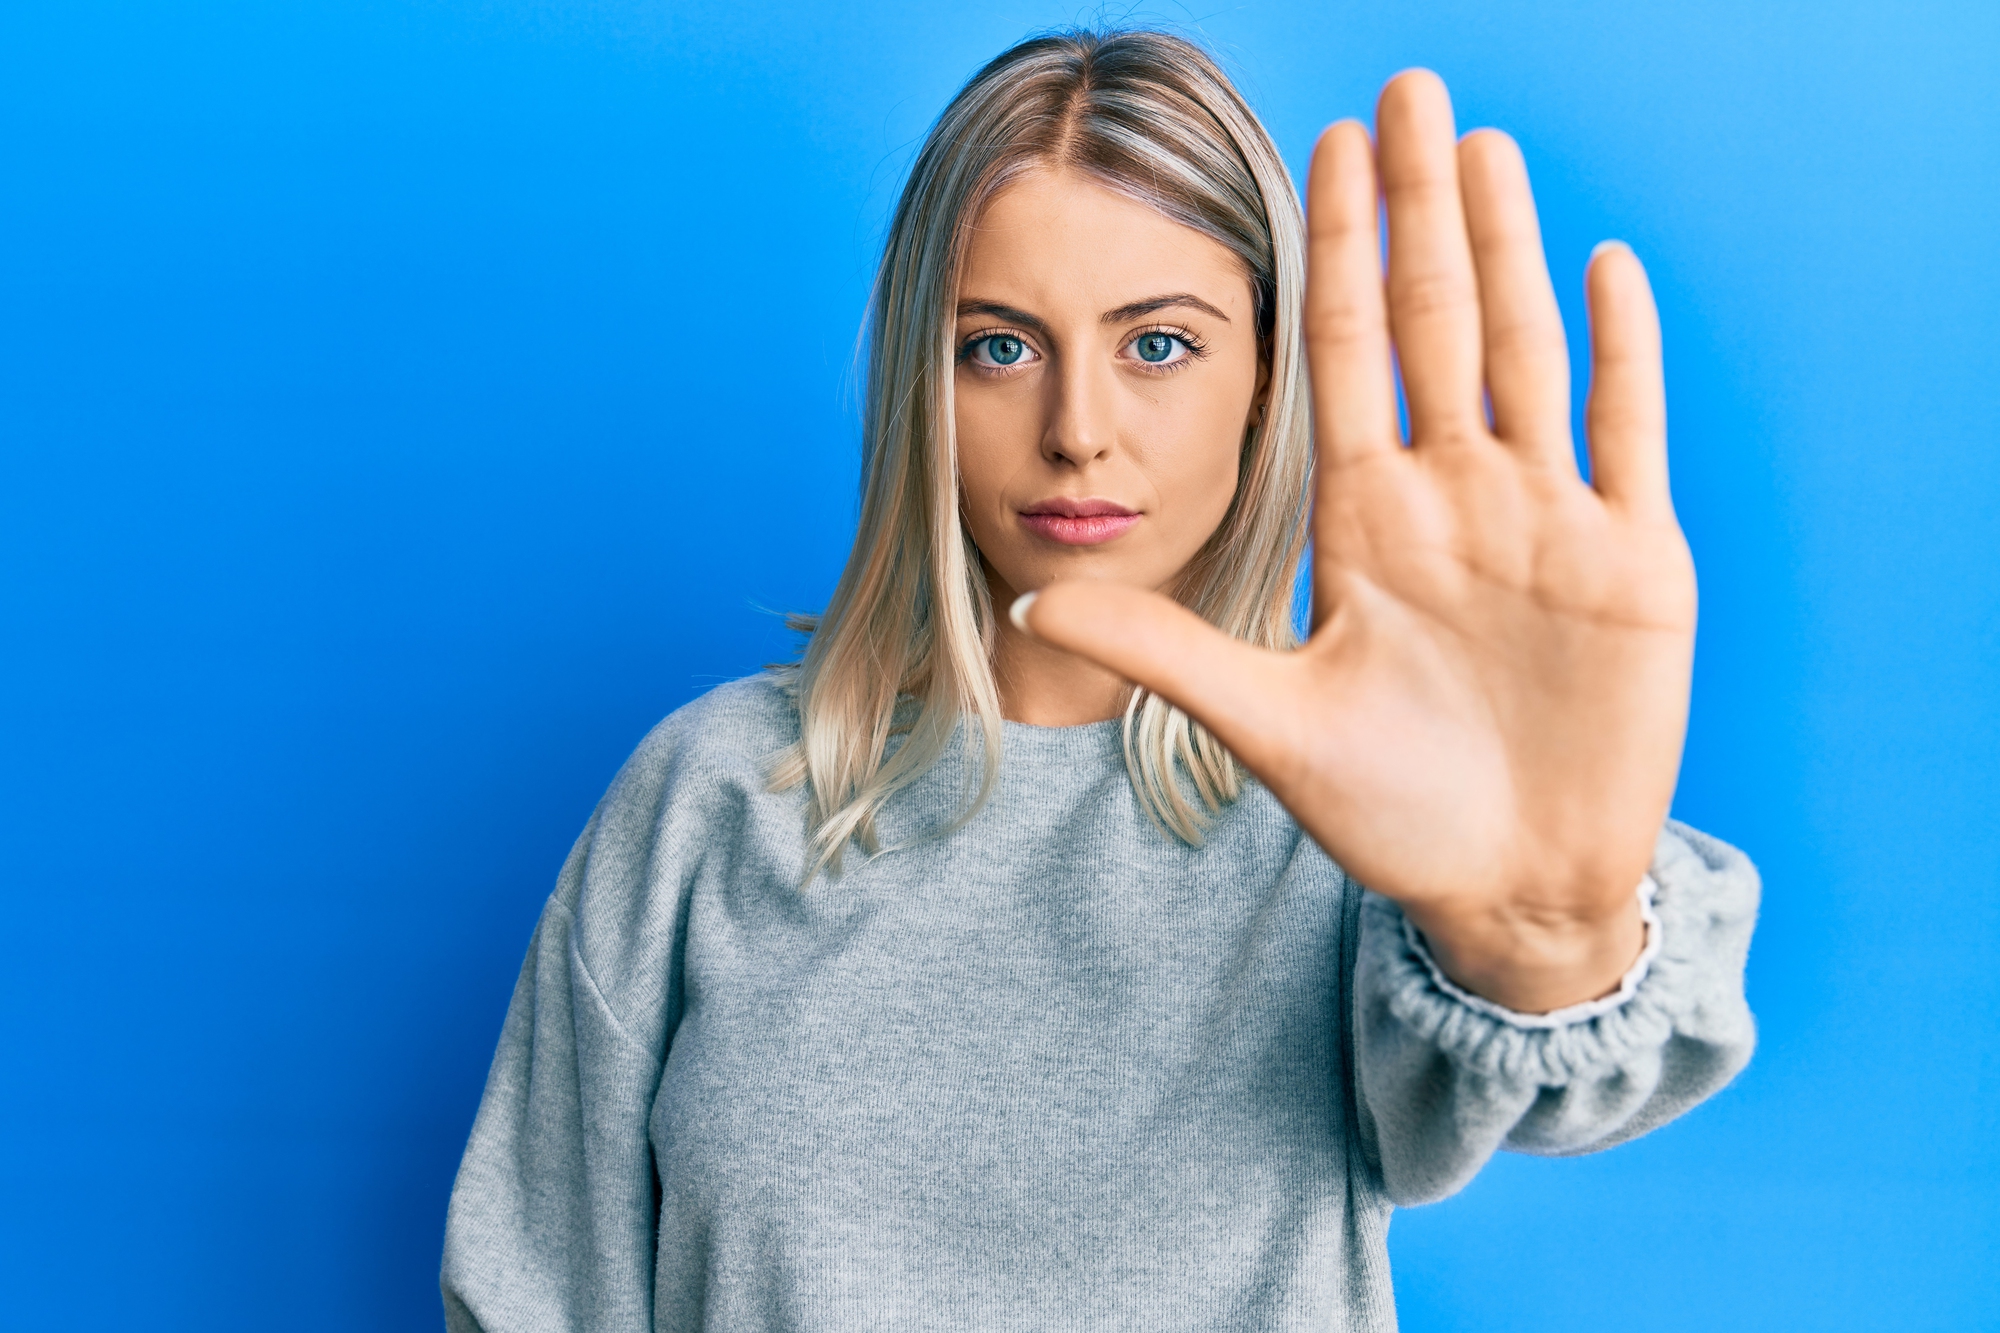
xmin=1458 ymin=129 xmax=1574 ymax=467
xmin=1584 ymin=241 xmax=1670 ymax=514
xmin=1305 ymin=120 xmax=1399 ymax=465
xmin=1012 ymin=583 xmax=1294 ymax=768
xmin=1377 ymin=69 xmax=1486 ymax=441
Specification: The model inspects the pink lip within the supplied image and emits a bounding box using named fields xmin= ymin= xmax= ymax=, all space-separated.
xmin=1018 ymin=497 xmax=1141 ymax=546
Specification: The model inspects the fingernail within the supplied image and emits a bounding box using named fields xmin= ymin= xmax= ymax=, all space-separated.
xmin=1008 ymin=591 xmax=1039 ymax=634
xmin=1590 ymin=239 xmax=1631 ymax=261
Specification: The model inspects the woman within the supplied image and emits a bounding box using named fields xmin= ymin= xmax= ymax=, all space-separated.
xmin=442 ymin=28 xmax=1757 ymax=1331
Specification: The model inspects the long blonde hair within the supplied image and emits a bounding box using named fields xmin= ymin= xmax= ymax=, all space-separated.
xmin=770 ymin=28 xmax=1312 ymax=879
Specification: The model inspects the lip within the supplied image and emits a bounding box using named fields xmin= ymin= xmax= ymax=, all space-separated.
xmin=1017 ymin=497 xmax=1141 ymax=546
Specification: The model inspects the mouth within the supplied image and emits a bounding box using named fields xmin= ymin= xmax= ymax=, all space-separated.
xmin=1017 ymin=497 xmax=1141 ymax=546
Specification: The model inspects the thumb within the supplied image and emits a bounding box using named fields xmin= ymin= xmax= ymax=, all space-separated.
xmin=1012 ymin=582 xmax=1293 ymax=762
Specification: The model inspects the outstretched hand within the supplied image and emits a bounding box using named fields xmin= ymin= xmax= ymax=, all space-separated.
xmin=1015 ymin=70 xmax=1696 ymax=1012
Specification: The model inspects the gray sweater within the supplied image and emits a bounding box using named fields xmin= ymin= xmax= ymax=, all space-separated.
xmin=441 ymin=675 xmax=1758 ymax=1332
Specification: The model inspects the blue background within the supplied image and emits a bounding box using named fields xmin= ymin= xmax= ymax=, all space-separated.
xmin=2 ymin=1 xmax=1994 ymax=1328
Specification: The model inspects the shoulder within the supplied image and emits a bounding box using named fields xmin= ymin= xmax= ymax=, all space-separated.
xmin=548 ymin=674 xmax=805 ymax=1036
xmin=559 ymin=673 xmax=801 ymax=910
xmin=627 ymin=671 xmax=798 ymax=773
xmin=604 ymin=673 xmax=799 ymax=810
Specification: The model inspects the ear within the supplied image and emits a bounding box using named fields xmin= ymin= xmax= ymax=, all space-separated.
xmin=1250 ymin=353 xmax=1273 ymax=430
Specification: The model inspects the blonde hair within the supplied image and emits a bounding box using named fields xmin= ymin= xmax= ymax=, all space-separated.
xmin=770 ymin=28 xmax=1312 ymax=879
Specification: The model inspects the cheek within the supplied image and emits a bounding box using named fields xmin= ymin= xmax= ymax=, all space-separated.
xmin=952 ymin=387 xmax=1026 ymax=536
xmin=1141 ymin=380 xmax=1253 ymax=532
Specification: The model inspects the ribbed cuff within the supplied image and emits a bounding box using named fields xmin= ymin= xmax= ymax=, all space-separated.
xmin=1362 ymin=822 xmax=1759 ymax=1088
xmin=1400 ymin=875 xmax=1663 ymax=1030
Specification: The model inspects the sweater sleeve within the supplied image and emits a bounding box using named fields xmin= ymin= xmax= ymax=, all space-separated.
xmin=1350 ymin=819 xmax=1760 ymax=1206
xmin=440 ymin=718 xmax=697 ymax=1333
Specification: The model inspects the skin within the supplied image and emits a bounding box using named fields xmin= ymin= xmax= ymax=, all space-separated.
xmin=985 ymin=70 xmax=1694 ymax=1014
xmin=955 ymin=169 xmax=1269 ymax=728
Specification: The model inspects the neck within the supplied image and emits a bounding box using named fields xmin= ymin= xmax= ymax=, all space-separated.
xmin=986 ymin=568 xmax=1131 ymax=727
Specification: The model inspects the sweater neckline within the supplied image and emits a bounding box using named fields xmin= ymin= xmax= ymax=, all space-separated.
xmin=996 ymin=713 xmax=1124 ymax=768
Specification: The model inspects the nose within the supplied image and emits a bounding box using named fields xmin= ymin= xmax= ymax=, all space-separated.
xmin=1042 ymin=353 xmax=1116 ymax=468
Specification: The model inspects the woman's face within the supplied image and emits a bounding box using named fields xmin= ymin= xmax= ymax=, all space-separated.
xmin=953 ymin=169 xmax=1267 ymax=608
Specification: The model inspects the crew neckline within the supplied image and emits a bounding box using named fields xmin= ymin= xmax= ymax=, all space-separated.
xmin=999 ymin=714 xmax=1124 ymax=735
xmin=994 ymin=713 xmax=1125 ymax=766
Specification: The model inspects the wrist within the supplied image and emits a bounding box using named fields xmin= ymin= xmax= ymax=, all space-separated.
xmin=1406 ymin=881 xmax=1651 ymax=1015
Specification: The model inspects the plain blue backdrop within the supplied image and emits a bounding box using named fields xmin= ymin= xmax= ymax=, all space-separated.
xmin=2 ymin=1 xmax=1995 ymax=1328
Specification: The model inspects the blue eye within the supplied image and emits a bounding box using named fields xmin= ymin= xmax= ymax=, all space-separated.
xmin=1134 ymin=332 xmax=1180 ymax=363
xmin=983 ymin=335 xmax=1025 ymax=365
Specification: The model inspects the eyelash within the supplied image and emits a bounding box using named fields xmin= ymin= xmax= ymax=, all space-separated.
xmin=953 ymin=325 xmax=1212 ymax=374
xmin=956 ymin=328 xmax=1039 ymax=371
xmin=1124 ymin=324 xmax=1209 ymax=373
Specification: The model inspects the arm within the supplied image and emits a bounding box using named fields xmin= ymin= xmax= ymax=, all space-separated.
xmin=442 ymin=722 xmax=691 ymax=1333
xmin=441 ymin=862 xmax=663 ymax=1332
xmin=1353 ymin=820 xmax=1757 ymax=1205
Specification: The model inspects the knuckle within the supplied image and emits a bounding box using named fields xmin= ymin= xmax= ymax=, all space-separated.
xmin=1392 ymin=269 xmax=1478 ymax=321
xmin=1483 ymin=310 xmax=1565 ymax=361
xmin=1305 ymin=301 xmax=1380 ymax=348
xmin=1310 ymin=204 xmax=1374 ymax=237
xmin=1381 ymin=163 xmax=1457 ymax=200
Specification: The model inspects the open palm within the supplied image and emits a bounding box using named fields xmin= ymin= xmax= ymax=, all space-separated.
xmin=1022 ymin=71 xmax=1695 ymax=1010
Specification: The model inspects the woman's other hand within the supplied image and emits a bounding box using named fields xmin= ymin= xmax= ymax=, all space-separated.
xmin=1017 ymin=70 xmax=1694 ymax=1013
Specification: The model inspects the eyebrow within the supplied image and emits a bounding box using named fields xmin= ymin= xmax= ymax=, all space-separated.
xmin=954 ymin=293 xmax=1232 ymax=329
xmin=1100 ymin=293 xmax=1231 ymax=325
xmin=954 ymin=300 xmax=1048 ymax=334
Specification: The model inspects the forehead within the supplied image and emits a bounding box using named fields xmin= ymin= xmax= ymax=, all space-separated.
xmin=957 ymin=168 xmax=1252 ymax=316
